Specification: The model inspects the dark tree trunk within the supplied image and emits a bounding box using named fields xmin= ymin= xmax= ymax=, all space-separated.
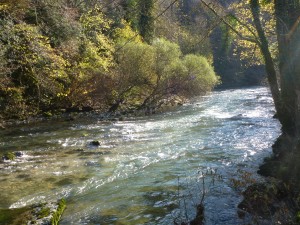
xmin=138 ymin=0 xmax=154 ymax=43
xmin=274 ymin=0 xmax=300 ymax=135
xmin=249 ymin=0 xmax=282 ymax=120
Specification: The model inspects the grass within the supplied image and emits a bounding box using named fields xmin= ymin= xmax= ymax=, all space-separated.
xmin=51 ymin=198 xmax=66 ymax=225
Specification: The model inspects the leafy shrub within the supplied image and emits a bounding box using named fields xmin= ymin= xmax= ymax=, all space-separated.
xmin=182 ymin=54 xmax=220 ymax=95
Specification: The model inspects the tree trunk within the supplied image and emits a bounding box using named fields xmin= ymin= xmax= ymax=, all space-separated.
xmin=274 ymin=0 xmax=300 ymax=134
xmin=249 ymin=0 xmax=282 ymax=121
xmin=139 ymin=0 xmax=154 ymax=43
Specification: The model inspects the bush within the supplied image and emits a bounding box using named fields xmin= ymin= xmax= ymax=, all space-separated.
xmin=182 ymin=54 xmax=220 ymax=96
xmin=110 ymin=42 xmax=156 ymax=110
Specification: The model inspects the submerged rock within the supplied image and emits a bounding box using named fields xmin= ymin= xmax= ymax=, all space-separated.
xmin=2 ymin=152 xmax=16 ymax=161
xmin=90 ymin=141 xmax=101 ymax=146
xmin=2 ymin=151 xmax=23 ymax=161
xmin=15 ymin=151 xmax=23 ymax=157
xmin=237 ymin=181 xmax=296 ymax=222
xmin=2 ymin=151 xmax=24 ymax=161
xmin=0 ymin=199 xmax=66 ymax=225
xmin=28 ymin=198 xmax=66 ymax=225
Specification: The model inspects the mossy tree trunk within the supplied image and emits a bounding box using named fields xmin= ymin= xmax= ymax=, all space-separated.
xmin=138 ymin=0 xmax=154 ymax=43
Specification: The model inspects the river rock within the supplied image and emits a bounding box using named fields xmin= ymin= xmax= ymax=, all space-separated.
xmin=2 ymin=151 xmax=23 ymax=161
xmin=15 ymin=151 xmax=24 ymax=157
xmin=28 ymin=198 xmax=66 ymax=225
xmin=238 ymin=182 xmax=292 ymax=220
xmin=2 ymin=152 xmax=16 ymax=161
xmin=90 ymin=141 xmax=101 ymax=146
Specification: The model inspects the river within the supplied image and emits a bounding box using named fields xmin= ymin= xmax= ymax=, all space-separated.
xmin=0 ymin=87 xmax=281 ymax=224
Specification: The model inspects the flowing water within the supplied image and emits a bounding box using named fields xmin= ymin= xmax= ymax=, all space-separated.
xmin=0 ymin=87 xmax=281 ymax=224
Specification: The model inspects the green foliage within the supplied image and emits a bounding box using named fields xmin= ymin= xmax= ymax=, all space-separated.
xmin=120 ymin=0 xmax=140 ymax=30
xmin=153 ymin=38 xmax=218 ymax=96
xmin=229 ymin=0 xmax=277 ymax=65
xmin=113 ymin=19 xmax=142 ymax=44
xmin=261 ymin=0 xmax=272 ymax=5
xmin=4 ymin=23 xmax=68 ymax=107
xmin=138 ymin=0 xmax=154 ymax=43
xmin=161 ymin=53 xmax=218 ymax=98
xmin=152 ymin=38 xmax=182 ymax=87
xmin=34 ymin=0 xmax=80 ymax=47
xmin=182 ymin=54 xmax=220 ymax=94
xmin=0 ymin=0 xmax=31 ymax=20
xmin=80 ymin=7 xmax=114 ymax=71
xmin=37 ymin=207 xmax=50 ymax=219
xmin=153 ymin=38 xmax=182 ymax=76
xmin=178 ymin=28 xmax=212 ymax=59
xmin=297 ymin=211 xmax=300 ymax=222
xmin=111 ymin=37 xmax=218 ymax=111
xmin=112 ymin=42 xmax=156 ymax=106
xmin=118 ymin=42 xmax=155 ymax=85
xmin=0 ymin=0 xmax=217 ymax=118
xmin=0 ymin=87 xmax=27 ymax=118
xmin=135 ymin=38 xmax=219 ymax=110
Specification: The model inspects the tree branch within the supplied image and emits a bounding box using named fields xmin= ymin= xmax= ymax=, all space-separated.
xmin=200 ymin=0 xmax=259 ymax=44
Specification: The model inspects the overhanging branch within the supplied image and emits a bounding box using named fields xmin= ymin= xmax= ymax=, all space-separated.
xmin=200 ymin=0 xmax=260 ymax=44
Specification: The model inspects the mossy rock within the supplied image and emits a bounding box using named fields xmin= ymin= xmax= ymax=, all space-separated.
xmin=43 ymin=111 xmax=53 ymax=117
xmin=258 ymin=160 xmax=281 ymax=177
xmin=2 ymin=152 xmax=16 ymax=161
xmin=0 ymin=207 xmax=32 ymax=225
xmin=37 ymin=206 xmax=50 ymax=219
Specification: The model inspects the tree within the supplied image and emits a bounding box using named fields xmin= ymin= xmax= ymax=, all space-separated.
xmin=273 ymin=0 xmax=300 ymax=134
xmin=201 ymin=0 xmax=300 ymax=134
xmin=249 ymin=0 xmax=281 ymax=121
xmin=140 ymin=38 xmax=219 ymax=110
xmin=138 ymin=0 xmax=154 ymax=43
xmin=110 ymin=42 xmax=156 ymax=112
xmin=2 ymin=23 xmax=68 ymax=109
xmin=249 ymin=0 xmax=300 ymax=134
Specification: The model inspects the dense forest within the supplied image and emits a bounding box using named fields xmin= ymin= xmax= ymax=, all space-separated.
xmin=0 ymin=0 xmax=221 ymax=120
xmin=0 ymin=0 xmax=277 ymax=121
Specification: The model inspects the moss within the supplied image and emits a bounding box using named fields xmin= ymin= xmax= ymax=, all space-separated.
xmin=297 ymin=211 xmax=300 ymax=223
xmin=43 ymin=111 xmax=53 ymax=117
xmin=0 ymin=207 xmax=32 ymax=225
xmin=51 ymin=198 xmax=66 ymax=225
xmin=2 ymin=152 xmax=16 ymax=160
xmin=37 ymin=207 xmax=50 ymax=219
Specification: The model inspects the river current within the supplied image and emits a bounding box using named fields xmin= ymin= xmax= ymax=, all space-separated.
xmin=0 ymin=87 xmax=281 ymax=224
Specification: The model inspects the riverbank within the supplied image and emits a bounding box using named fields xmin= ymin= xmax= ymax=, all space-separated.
xmin=0 ymin=96 xmax=187 ymax=130
xmin=237 ymin=133 xmax=300 ymax=224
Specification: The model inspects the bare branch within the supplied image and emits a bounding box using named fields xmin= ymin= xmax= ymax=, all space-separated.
xmin=200 ymin=0 xmax=259 ymax=44
xmin=116 ymin=0 xmax=179 ymax=52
